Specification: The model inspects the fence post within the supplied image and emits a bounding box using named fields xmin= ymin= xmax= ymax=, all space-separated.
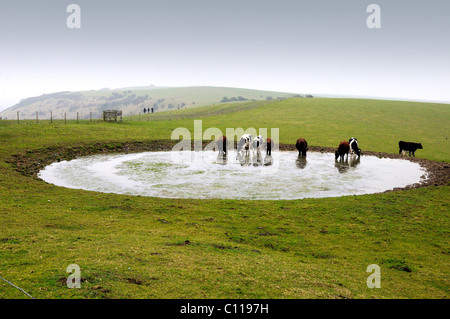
xmin=50 ymin=111 xmax=53 ymax=124
xmin=77 ymin=112 xmax=79 ymax=124
xmin=17 ymin=111 xmax=19 ymax=124
xmin=36 ymin=111 xmax=38 ymax=124
xmin=90 ymin=112 xmax=92 ymax=123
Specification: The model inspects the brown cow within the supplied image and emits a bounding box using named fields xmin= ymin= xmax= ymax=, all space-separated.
xmin=295 ymin=138 xmax=308 ymax=157
xmin=266 ymin=138 xmax=274 ymax=156
xmin=335 ymin=141 xmax=350 ymax=161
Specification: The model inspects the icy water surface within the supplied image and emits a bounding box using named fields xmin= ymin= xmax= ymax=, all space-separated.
xmin=38 ymin=151 xmax=426 ymax=200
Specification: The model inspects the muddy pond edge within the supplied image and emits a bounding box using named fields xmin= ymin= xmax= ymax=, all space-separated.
xmin=7 ymin=139 xmax=450 ymax=195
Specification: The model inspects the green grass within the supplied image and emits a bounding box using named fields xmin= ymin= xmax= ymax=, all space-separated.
xmin=126 ymin=97 xmax=450 ymax=161
xmin=197 ymin=98 xmax=449 ymax=161
xmin=135 ymin=99 xmax=273 ymax=121
xmin=0 ymin=97 xmax=448 ymax=299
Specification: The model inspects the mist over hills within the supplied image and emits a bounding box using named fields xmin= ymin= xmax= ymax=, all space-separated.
xmin=0 ymin=86 xmax=300 ymax=120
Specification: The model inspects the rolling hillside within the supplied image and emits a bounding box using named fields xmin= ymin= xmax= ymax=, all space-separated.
xmin=0 ymin=97 xmax=448 ymax=299
xmin=0 ymin=86 xmax=300 ymax=120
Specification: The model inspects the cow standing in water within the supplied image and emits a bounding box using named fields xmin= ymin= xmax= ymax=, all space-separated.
xmin=266 ymin=138 xmax=274 ymax=156
xmin=399 ymin=141 xmax=423 ymax=157
xmin=335 ymin=141 xmax=350 ymax=161
xmin=348 ymin=137 xmax=361 ymax=157
xmin=216 ymin=136 xmax=227 ymax=155
xmin=251 ymin=135 xmax=264 ymax=166
xmin=252 ymin=135 xmax=264 ymax=153
xmin=295 ymin=138 xmax=308 ymax=157
xmin=237 ymin=134 xmax=252 ymax=160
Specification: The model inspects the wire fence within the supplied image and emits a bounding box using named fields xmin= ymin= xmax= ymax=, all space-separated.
xmin=0 ymin=275 xmax=35 ymax=299
xmin=0 ymin=99 xmax=280 ymax=124
xmin=0 ymin=111 xmax=161 ymax=124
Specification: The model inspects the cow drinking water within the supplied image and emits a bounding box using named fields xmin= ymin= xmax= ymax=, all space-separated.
xmin=295 ymin=138 xmax=308 ymax=157
xmin=216 ymin=136 xmax=228 ymax=155
xmin=348 ymin=137 xmax=361 ymax=157
xmin=335 ymin=141 xmax=350 ymax=161
xmin=251 ymin=135 xmax=264 ymax=165
xmin=252 ymin=135 xmax=264 ymax=152
xmin=237 ymin=134 xmax=252 ymax=160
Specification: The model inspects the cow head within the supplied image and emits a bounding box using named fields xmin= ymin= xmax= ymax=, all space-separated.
xmin=418 ymin=143 xmax=423 ymax=149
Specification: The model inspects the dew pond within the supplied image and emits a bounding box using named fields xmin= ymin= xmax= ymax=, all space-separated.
xmin=38 ymin=151 xmax=426 ymax=200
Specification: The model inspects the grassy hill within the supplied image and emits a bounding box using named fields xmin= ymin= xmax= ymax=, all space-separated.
xmin=0 ymin=86 xmax=298 ymax=120
xmin=194 ymin=98 xmax=450 ymax=161
xmin=129 ymin=97 xmax=449 ymax=161
xmin=0 ymin=97 xmax=448 ymax=299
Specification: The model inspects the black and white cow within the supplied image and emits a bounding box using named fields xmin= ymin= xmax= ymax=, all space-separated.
xmin=216 ymin=136 xmax=227 ymax=155
xmin=252 ymin=135 xmax=264 ymax=153
xmin=237 ymin=134 xmax=252 ymax=159
xmin=399 ymin=141 xmax=423 ymax=157
xmin=348 ymin=137 xmax=361 ymax=157
xmin=251 ymin=135 xmax=264 ymax=165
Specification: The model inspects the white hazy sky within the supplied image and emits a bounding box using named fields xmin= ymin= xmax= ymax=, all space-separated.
xmin=1 ymin=0 xmax=449 ymax=111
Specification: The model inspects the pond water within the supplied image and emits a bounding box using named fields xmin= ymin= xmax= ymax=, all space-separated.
xmin=38 ymin=151 xmax=427 ymax=200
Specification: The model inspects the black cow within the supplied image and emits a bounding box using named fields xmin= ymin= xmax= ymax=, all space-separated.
xmin=216 ymin=136 xmax=227 ymax=155
xmin=399 ymin=141 xmax=423 ymax=157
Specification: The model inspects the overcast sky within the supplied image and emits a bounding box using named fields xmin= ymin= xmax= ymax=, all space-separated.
xmin=0 ymin=0 xmax=449 ymax=110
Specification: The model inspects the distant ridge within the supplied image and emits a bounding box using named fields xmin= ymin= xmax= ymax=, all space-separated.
xmin=0 ymin=86 xmax=299 ymax=120
xmin=311 ymin=93 xmax=450 ymax=105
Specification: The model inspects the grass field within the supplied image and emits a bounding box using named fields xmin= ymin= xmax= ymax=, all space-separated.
xmin=0 ymin=97 xmax=448 ymax=299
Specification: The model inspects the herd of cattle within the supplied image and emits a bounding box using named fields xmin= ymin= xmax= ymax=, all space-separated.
xmin=216 ymin=135 xmax=423 ymax=161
